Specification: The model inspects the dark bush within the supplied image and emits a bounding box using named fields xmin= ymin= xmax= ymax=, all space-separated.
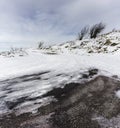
xmin=78 ymin=26 xmax=89 ymax=40
xmin=90 ymin=22 xmax=106 ymax=38
xmin=38 ymin=41 xmax=44 ymax=49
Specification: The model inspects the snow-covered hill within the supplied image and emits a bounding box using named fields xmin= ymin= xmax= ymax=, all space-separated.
xmin=49 ymin=30 xmax=120 ymax=54
xmin=0 ymin=31 xmax=120 ymax=116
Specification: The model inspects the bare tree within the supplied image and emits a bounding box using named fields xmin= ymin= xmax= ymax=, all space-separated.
xmin=90 ymin=22 xmax=106 ymax=38
xmin=78 ymin=26 xmax=89 ymax=40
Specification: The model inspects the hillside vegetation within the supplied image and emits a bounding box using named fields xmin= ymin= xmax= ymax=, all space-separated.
xmin=48 ymin=30 xmax=120 ymax=54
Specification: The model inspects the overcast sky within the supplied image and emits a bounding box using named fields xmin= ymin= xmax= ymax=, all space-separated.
xmin=0 ymin=0 xmax=120 ymax=45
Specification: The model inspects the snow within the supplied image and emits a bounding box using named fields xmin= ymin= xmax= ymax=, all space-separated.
xmin=1 ymin=31 xmax=120 ymax=115
xmin=0 ymin=51 xmax=83 ymax=80
xmin=0 ymin=50 xmax=120 ymax=81
xmin=92 ymin=115 xmax=120 ymax=128
xmin=116 ymin=90 xmax=120 ymax=98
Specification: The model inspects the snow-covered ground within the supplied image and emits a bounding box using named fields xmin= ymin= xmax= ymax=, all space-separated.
xmin=0 ymin=49 xmax=120 ymax=80
xmin=0 ymin=31 xmax=120 ymax=115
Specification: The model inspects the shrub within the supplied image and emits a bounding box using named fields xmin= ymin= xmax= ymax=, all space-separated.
xmin=104 ymin=39 xmax=112 ymax=45
xmin=38 ymin=42 xmax=44 ymax=49
xmin=90 ymin=22 xmax=106 ymax=38
xmin=78 ymin=26 xmax=89 ymax=40
xmin=111 ymin=43 xmax=118 ymax=46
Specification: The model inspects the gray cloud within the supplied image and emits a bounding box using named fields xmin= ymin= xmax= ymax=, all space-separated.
xmin=0 ymin=0 xmax=120 ymax=45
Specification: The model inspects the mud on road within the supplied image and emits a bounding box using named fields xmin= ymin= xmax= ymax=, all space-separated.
xmin=1 ymin=74 xmax=120 ymax=128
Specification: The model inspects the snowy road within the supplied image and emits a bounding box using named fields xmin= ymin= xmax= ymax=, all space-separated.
xmin=1 ymin=75 xmax=120 ymax=128
xmin=0 ymin=68 xmax=93 ymax=115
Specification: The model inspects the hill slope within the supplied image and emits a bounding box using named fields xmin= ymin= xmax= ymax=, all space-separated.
xmin=49 ymin=31 xmax=120 ymax=54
